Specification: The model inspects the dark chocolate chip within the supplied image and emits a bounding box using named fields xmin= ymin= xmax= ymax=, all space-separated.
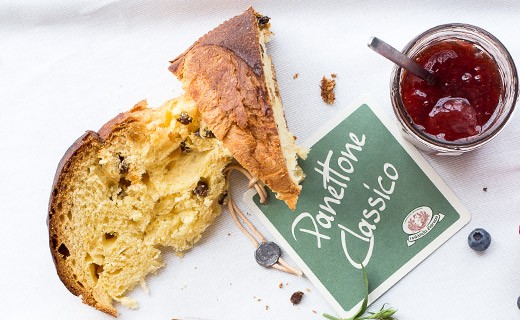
xmin=194 ymin=180 xmax=209 ymax=197
xmin=218 ymin=191 xmax=228 ymax=205
xmin=177 ymin=112 xmax=193 ymax=125
xmin=180 ymin=141 xmax=191 ymax=153
xmin=257 ymin=15 xmax=270 ymax=27
xmin=204 ymin=130 xmax=216 ymax=138
xmin=104 ymin=232 xmax=117 ymax=240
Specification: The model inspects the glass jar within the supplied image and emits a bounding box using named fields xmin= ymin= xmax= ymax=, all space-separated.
xmin=390 ymin=23 xmax=518 ymax=155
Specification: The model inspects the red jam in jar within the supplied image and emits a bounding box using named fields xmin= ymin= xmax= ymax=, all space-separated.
xmin=400 ymin=39 xmax=503 ymax=141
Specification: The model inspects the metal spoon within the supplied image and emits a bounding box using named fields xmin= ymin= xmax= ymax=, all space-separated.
xmin=368 ymin=37 xmax=436 ymax=85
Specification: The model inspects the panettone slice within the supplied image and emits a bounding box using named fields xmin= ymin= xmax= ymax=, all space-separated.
xmin=169 ymin=7 xmax=306 ymax=210
xmin=48 ymin=96 xmax=232 ymax=316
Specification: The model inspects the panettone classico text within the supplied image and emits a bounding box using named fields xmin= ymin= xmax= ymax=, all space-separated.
xmin=291 ymin=132 xmax=399 ymax=269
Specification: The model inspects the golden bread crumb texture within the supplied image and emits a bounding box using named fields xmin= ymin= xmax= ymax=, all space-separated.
xmin=48 ymin=95 xmax=231 ymax=316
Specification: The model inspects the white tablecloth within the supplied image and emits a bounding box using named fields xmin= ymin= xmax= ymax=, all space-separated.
xmin=2 ymin=1 xmax=520 ymax=319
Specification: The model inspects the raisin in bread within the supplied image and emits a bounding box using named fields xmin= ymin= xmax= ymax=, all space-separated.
xmin=48 ymin=95 xmax=231 ymax=316
xmin=169 ymin=7 xmax=306 ymax=210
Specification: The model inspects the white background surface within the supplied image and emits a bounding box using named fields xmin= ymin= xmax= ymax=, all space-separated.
xmin=2 ymin=0 xmax=520 ymax=319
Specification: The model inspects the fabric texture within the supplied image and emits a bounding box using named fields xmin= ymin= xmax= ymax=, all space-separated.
xmin=1 ymin=1 xmax=520 ymax=319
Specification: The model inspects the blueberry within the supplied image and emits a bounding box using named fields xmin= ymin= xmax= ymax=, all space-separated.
xmin=468 ymin=228 xmax=491 ymax=252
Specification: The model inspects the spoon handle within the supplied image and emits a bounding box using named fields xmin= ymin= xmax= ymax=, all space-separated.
xmin=368 ymin=37 xmax=436 ymax=84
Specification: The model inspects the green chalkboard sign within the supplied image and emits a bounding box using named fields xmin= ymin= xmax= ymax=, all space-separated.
xmin=244 ymin=97 xmax=470 ymax=318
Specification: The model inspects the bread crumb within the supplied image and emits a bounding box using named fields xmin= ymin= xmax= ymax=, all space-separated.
xmin=312 ymin=310 xmax=317 ymax=313
xmin=265 ymin=305 xmax=270 ymax=310
xmin=279 ymin=282 xmax=284 ymax=289
xmin=320 ymin=75 xmax=336 ymax=104
xmin=306 ymin=288 xmax=311 ymax=292
xmin=293 ymin=73 xmax=299 ymax=79
xmin=331 ymin=73 xmax=337 ymax=78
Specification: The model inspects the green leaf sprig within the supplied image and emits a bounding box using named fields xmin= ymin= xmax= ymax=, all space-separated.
xmin=322 ymin=265 xmax=397 ymax=320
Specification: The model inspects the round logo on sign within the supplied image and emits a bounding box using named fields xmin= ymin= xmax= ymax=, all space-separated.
xmin=402 ymin=206 xmax=433 ymax=235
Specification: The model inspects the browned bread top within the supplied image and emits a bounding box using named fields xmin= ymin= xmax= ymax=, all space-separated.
xmin=169 ymin=7 xmax=305 ymax=209
xmin=169 ymin=7 xmax=265 ymax=77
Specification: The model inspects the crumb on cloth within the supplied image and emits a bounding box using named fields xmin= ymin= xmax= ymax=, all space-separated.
xmin=320 ymin=75 xmax=336 ymax=104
